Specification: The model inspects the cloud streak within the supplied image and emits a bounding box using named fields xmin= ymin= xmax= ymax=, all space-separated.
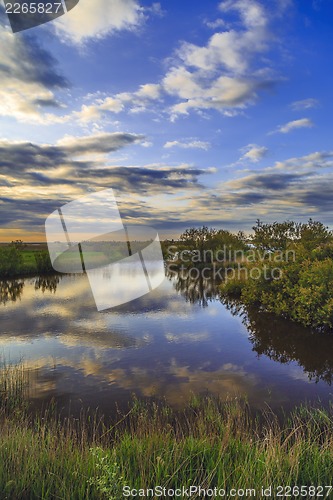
xmin=290 ymin=98 xmax=319 ymax=111
xmin=56 ymin=132 xmax=145 ymax=155
xmin=0 ymin=7 xmax=70 ymax=123
xmin=239 ymin=144 xmax=268 ymax=163
xmin=276 ymin=118 xmax=314 ymax=134
xmin=0 ymin=134 xmax=215 ymax=233
xmin=2 ymin=135 xmax=333 ymax=237
xmin=164 ymin=140 xmax=211 ymax=150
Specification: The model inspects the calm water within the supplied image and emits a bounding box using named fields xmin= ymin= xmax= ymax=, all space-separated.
xmin=0 ymin=271 xmax=332 ymax=415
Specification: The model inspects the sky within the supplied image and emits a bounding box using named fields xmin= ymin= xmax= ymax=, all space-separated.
xmin=0 ymin=0 xmax=333 ymax=241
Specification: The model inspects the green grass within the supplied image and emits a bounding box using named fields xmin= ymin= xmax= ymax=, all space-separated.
xmin=21 ymin=251 xmax=38 ymax=265
xmin=0 ymin=247 xmax=43 ymax=277
xmin=0 ymin=363 xmax=332 ymax=499
xmin=21 ymin=250 xmax=39 ymax=271
xmin=0 ymin=247 xmax=124 ymax=278
xmin=53 ymin=250 xmax=114 ymax=271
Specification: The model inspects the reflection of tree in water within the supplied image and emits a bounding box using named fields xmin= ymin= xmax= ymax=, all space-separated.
xmin=0 ymin=280 xmax=25 ymax=305
xmin=34 ymin=275 xmax=61 ymax=294
xmin=166 ymin=268 xmax=220 ymax=307
xmin=222 ymin=296 xmax=333 ymax=385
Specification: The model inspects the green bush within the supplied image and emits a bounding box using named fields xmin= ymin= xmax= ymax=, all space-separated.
xmin=34 ymin=250 xmax=54 ymax=274
xmin=0 ymin=245 xmax=23 ymax=278
xmin=293 ymin=259 xmax=333 ymax=328
xmin=88 ymin=448 xmax=123 ymax=500
xmin=221 ymin=219 xmax=333 ymax=330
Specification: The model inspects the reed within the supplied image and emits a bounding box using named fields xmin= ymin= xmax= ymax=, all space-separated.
xmin=0 ymin=362 xmax=332 ymax=499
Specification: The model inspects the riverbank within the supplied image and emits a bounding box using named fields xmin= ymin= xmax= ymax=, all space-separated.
xmin=167 ymin=220 xmax=333 ymax=332
xmin=0 ymin=243 xmax=53 ymax=278
xmin=0 ymin=362 xmax=332 ymax=499
xmin=220 ymin=253 xmax=333 ymax=331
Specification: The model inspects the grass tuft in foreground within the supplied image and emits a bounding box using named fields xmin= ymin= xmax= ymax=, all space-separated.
xmin=0 ymin=363 xmax=332 ymax=499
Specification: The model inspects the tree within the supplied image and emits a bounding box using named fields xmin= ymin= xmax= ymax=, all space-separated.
xmin=178 ymin=226 xmax=248 ymax=263
xmin=34 ymin=251 xmax=54 ymax=274
xmin=252 ymin=219 xmax=333 ymax=252
xmin=251 ymin=220 xmax=298 ymax=251
xmin=299 ymin=218 xmax=332 ymax=251
xmin=180 ymin=226 xmax=218 ymax=260
xmin=0 ymin=244 xmax=23 ymax=278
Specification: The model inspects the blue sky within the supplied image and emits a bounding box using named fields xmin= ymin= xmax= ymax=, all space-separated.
xmin=0 ymin=0 xmax=333 ymax=240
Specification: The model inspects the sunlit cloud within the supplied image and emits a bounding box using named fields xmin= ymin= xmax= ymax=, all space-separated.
xmin=0 ymin=0 xmax=289 ymax=126
xmin=56 ymin=132 xmax=145 ymax=155
xmin=164 ymin=140 xmax=211 ymax=150
xmin=0 ymin=134 xmax=215 ymax=237
xmin=0 ymin=17 xmax=68 ymax=123
xmin=38 ymin=83 xmax=163 ymax=126
xmin=239 ymin=144 xmax=268 ymax=163
xmin=161 ymin=0 xmax=279 ymax=119
xmin=275 ymin=118 xmax=314 ymax=134
xmin=54 ymin=0 xmax=144 ymax=44
xmin=2 ymin=134 xmax=333 ymax=239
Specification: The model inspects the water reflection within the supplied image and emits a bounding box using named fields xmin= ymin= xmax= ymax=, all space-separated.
xmin=166 ymin=267 xmax=218 ymax=307
xmin=0 ymin=279 xmax=25 ymax=305
xmin=34 ymin=275 xmax=61 ymax=294
xmin=0 ymin=271 xmax=332 ymax=414
xmin=222 ymin=297 xmax=333 ymax=385
xmin=0 ymin=275 xmax=62 ymax=306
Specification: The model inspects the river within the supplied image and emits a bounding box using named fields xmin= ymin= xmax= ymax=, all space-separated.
xmin=0 ymin=270 xmax=332 ymax=416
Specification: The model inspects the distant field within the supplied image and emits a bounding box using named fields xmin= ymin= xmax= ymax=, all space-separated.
xmin=0 ymin=243 xmax=47 ymax=250
xmin=0 ymin=246 xmax=126 ymax=278
xmin=52 ymin=250 xmax=112 ymax=272
xmin=22 ymin=251 xmax=40 ymax=268
xmin=0 ymin=246 xmax=51 ymax=277
xmin=22 ymin=250 xmax=115 ymax=271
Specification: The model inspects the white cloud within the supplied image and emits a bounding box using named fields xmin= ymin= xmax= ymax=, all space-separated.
xmin=219 ymin=0 xmax=267 ymax=29
xmin=204 ymin=18 xmax=227 ymax=30
xmin=0 ymin=0 xmax=290 ymax=126
xmin=164 ymin=140 xmax=211 ymax=150
xmin=70 ymin=84 xmax=161 ymax=123
xmin=178 ymin=1 xmax=268 ymax=74
xmin=38 ymin=82 xmax=162 ymax=126
xmin=0 ymin=29 xmax=67 ymax=123
xmin=162 ymin=0 xmax=275 ymax=118
xmin=136 ymin=83 xmax=161 ymax=100
xmin=277 ymin=118 xmax=314 ymax=134
xmin=174 ymin=150 xmax=333 ymax=229
xmin=163 ymin=67 xmax=202 ymax=100
xmin=55 ymin=0 xmax=144 ymax=44
xmin=56 ymin=132 xmax=145 ymax=155
xmin=240 ymin=144 xmax=268 ymax=162
xmin=290 ymin=98 xmax=319 ymax=111
xmin=179 ymin=32 xmax=249 ymax=74
xmin=163 ymin=65 xmax=258 ymax=119
xmin=145 ymin=3 xmax=165 ymax=17
xmin=73 ymin=97 xmax=124 ymax=124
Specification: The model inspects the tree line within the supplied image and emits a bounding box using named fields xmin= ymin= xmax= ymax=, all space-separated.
xmin=164 ymin=219 xmax=333 ymax=331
